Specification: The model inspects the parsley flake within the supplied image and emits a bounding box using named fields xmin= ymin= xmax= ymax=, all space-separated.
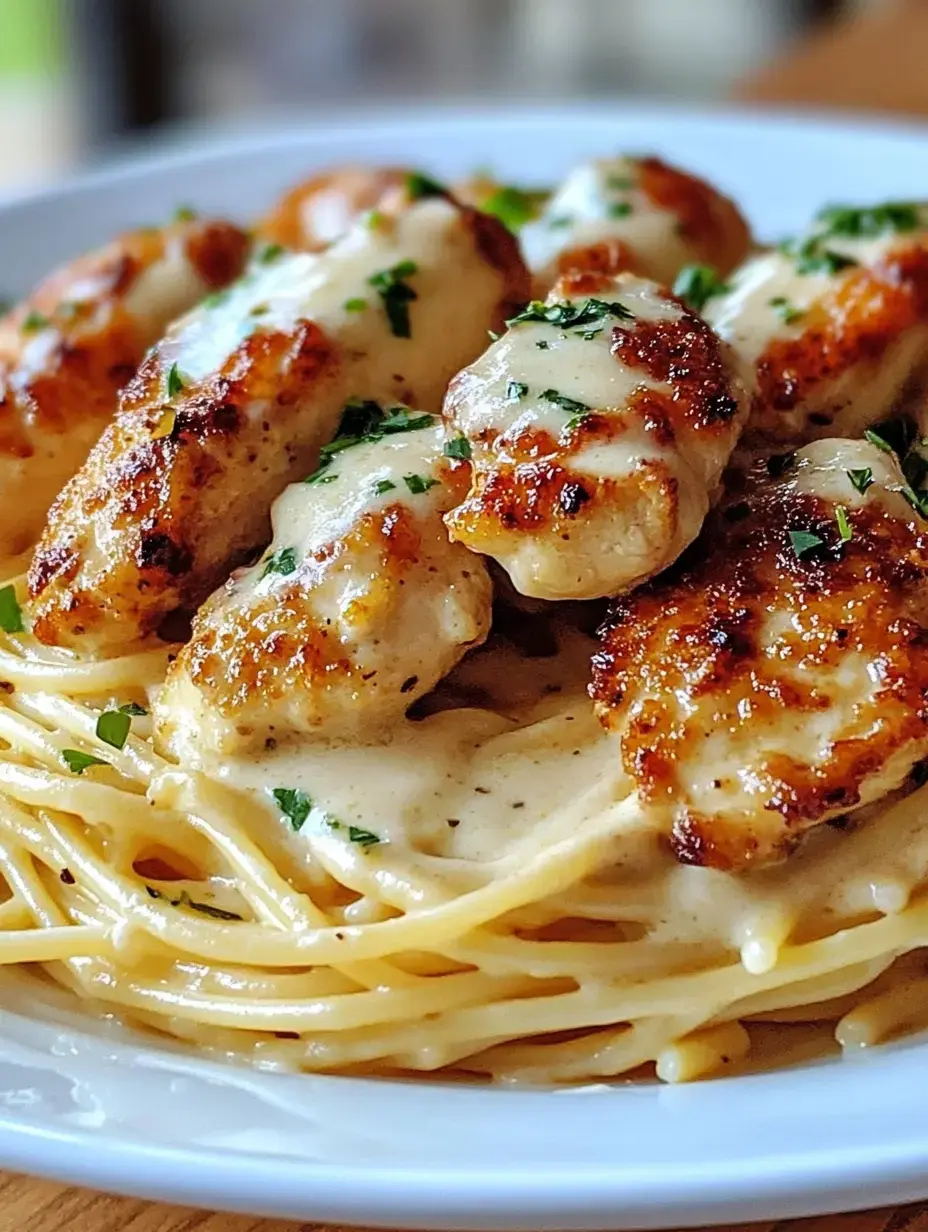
xmin=815 ymin=201 xmax=921 ymax=239
xmin=21 ymin=310 xmax=49 ymax=333
xmin=272 ymin=787 xmax=312 ymax=831
xmin=368 ymin=260 xmax=419 ymax=338
xmin=443 ymin=435 xmax=472 ymax=460
xmin=769 ymin=295 xmax=805 ymax=325
xmin=373 ymin=478 xmax=397 ymax=494
xmin=672 ymin=265 xmax=729 ymax=313
xmin=95 ymin=709 xmax=132 ymax=751
xmin=507 ymin=297 xmax=632 ymax=330
xmin=542 ymin=389 xmax=590 ymax=415
xmin=481 ymin=185 xmax=546 ymax=232
xmin=257 ymin=242 xmax=285 ymax=264
xmin=119 ymin=702 xmax=148 ymax=716
xmin=145 ymin=886 xmax=242 ymax=921
xmin=506 ymin=380 xmax=528 ymax=403
xmin=165 ymin=362 xmax=187 ymax=398
xmin=835 ymin=504 xmax=853 ymax=544
xmin=789 ymin=529 xmax=825 ymax=559
xmin=327 ymin=819 xmax=381 ymax=847
xmin=404 ymin=473 xmax=440 ymax=495
xmin=173 ymin=204 xmax=198 ymax=222
xmin=61 ymin=749 xmax=108 ymax=776
xmin=406 ymin=171 xmax=446 ymax=200
xmin=846 ymin=467 xmax=874 ymax=495
xmin=260 ymin=547 xmax=298 ymax=579
xmin=607 ymin=201 xmax=632 ymax=219
xmin=344 ymin=297 xmax=368 ymax=313
xmin=0 ymin=585 xmax=23 ymax=634
xmin=789 ymin=235 xmax=859 ymax=277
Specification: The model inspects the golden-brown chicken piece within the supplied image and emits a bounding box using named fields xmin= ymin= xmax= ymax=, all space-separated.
xmin=156 ymin=417 xmax=492 ymax=757
xmin=443 ymin=268 xmax=750 ymax=601
xmin=521 ymin=155 xmax=751 ymax=295
xmin=591 ymin=437 xmax=928 ymax=872
xmin=28 ymin=190 xmax=527 ymax=652
xmin=257 ymin=165 xmax=409 ymax=252
xmin=0 ymin=217 xmax=249 ymax=560
xmin=705 ymin=201 xmax=928 ymax=447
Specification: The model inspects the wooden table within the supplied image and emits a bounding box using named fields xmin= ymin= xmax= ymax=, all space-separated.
xmin=7 ymin=1 xmax=928 ymax=1227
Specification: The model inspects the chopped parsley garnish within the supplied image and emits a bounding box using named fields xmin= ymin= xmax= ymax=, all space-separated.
xmin=304 ymin=402 xmax=434 ymax=483
xmin=769 ymin=295 xmax=805 ymax=325
xmin=564 ymin=412 xmax=591 ymax=431
xmin=61 ymin=749 xmax=108 ymax=776
xmin=95 ymin=709 xmax=132 ymax=751
xmin=542 ymin=389 xmax=589 ymax=415
xmin=846 ymin=467 xmax=874 ymax=495
xmin=202 ymin=289 xmax=230 ymax=309
xmin=379 ymin=407 xmax=433 ymax=434
xmin=443 ymin=435 xmax=472 ymax=461
xmin=368 ymin=259 xmax=419 ymax=338
xmin=21 ymin=310 xmax=49 ymax=332
xmin=327 ymin=820 xmax=381 ymax=847
xmin=506 ymin=297 xmax=632 ymax=331
xmin=343 ymin=297 xmax=368 ymax=313
xmin=835 ymin=505 xmax=853 ymax=543
xmin=607 ymin=201 xmax=632 ymax=219
xmin=272 ymin=787 xmax=311 ymax=831
xmin=506 ymin=380 xmax=528 ymax=403
xmin=120 ymin=702 xmax=148 ymax=716
xmin=864 ymin=427 xmax=893 ymax=453
xmin=481 ymin=186 xmax=546 ymax=232
xmin=788 ymin=235 xmax=859 ymax=277
xmin=406 ymin=171 xmax=446 ymax=200
xmin=250 ymin=302 xmax=270 ymax=316
xmin=789 ymin=529 xmax=825 ymax=559
xmin=672 ymin=264 xmax=729 ymax=313
xmin=364 ymin=209 xmax=386 ymax=231
xmin=535 ymin=340 xmax=549 ymax=350
xmin=0 ymin=585 xmax=23 ymax=634
xmin=606 ymin=174 xmax=635 ymax=191
xmin=547 ymin=215 xmax=573 ymax=229
xmin=815 ymin=201 xmax=921 ymax=239
xmin=404 ymin=473 xmax=440 ymax=495
xmin=145 ymin=886 xmax=242 ymax=921
xmin=173 ymin=204 xmax=198 ymax=222
xmin=257 ymin=242 xmax=285 ymax=264
xmin=373 ymin=478 xmax=397 ymax=494
xmin=260 ymin=546 xmax=298 ymax=579
xmin=166 ymin=362 xmax=187 ymax=398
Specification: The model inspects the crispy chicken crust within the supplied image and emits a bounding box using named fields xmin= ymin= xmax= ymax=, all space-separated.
xmin=591 ymin=439 xmax=928 ymax=871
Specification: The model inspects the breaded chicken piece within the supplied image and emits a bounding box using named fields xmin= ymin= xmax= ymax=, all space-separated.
xmin=521 ymin=155 xmax=751 ymax=295
xmin=257 ymin=165 xmax=409 ymax=252
xmin=591 ymin=438 xmax=928 ymax=871
xmin=442 ymin=268 xmax=750 ymax=601
xmin=705 ymin=200 xmax=928 ymax=447
xmin=28 ymin=192 xmax=527 ymax=651
xmin=0 ymin=217 xmax=249 ymax=559
xmin=156 ymin=417 xmax=491 ymax=756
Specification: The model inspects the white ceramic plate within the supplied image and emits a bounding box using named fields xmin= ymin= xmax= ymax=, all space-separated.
xmin=4 ymin=104 xmax=928 ymax=1230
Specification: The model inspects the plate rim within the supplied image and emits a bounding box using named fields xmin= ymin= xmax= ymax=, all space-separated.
xmin=4 ymin=100 xmax=928 ymax=1228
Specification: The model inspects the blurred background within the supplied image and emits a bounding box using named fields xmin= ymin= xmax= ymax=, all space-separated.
xmin=0 ymin=0 xmax=907 ymax=194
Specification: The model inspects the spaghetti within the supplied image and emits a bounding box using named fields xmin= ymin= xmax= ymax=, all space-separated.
xmin=1 ymin=565 xmax=927 ymax=1084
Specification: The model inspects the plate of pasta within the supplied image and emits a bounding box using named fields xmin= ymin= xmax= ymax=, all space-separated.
xmin=3 ymin=103 xmax=928 ymax=1228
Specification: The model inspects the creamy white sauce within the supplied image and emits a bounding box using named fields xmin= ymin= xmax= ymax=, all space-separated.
xmin=455 ymin=277 xmax=682 ymax=478
xmin=522 ymin=157 xmax=698 ymax=290
xmin=164 ymin=199 xmax=500 ymax=415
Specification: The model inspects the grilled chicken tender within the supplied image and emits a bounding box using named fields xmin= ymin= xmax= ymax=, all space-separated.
xmin=28 ymin=193 xmax=527 ymax=652
xmin=0 ymin=218 xmax=249 ymax=559
xmin=257 ymin=165 xmax=409 ymax=252
xmin=443 ymin=268 xmax=750 ymax=601
xmin=705 ymin=201 xmax=928 ymax=447
xmin=156 ymin=420 xmax=492 ymax=756
xmin=592 ymin=438 xmax=928 ymax=871
xmin=521 ymin=155 xmax=751 ymax=295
